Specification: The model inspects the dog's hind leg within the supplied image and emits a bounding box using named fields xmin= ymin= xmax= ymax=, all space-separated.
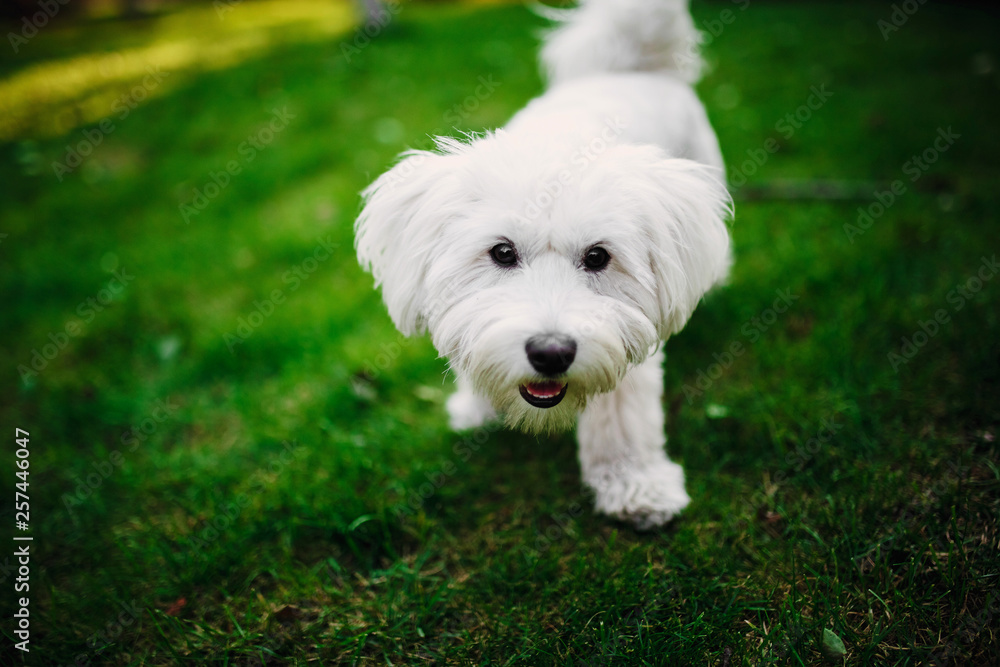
xmin=446 ymin=373 xmax=498 ymax=431
xmin=577 ymin=348 xmax=690 ymax=529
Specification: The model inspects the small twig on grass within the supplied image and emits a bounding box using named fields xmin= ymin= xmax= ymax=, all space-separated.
xmin=733 ymin=179 xmax=890 ymax=201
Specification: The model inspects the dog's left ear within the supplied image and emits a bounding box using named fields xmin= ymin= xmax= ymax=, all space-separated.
xmin=355 ymin=147 xmax=464 ymax=336
xmin=630 ymin=150 xmax=733 ymax=338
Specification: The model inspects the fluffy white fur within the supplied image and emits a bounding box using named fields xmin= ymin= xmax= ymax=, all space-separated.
xmin=355 ymin=0 xmax=732 ymax=529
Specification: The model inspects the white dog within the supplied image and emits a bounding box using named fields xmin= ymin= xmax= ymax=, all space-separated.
xmin=355 ymin=0 xmax=731 ymax=529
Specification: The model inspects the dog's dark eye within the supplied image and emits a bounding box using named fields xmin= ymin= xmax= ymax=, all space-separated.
xmin=583 ymin=246 xmax=611 ymax=271
xmin=490 ymin=242 xmax=518 ymax=267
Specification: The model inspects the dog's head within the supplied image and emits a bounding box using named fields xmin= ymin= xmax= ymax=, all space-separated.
xmin=356 ymin=132 xmax=731 ymax=432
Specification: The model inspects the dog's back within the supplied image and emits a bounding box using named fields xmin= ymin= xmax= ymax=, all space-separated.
xmin=506 ymin=0 xmax=723 ymax=171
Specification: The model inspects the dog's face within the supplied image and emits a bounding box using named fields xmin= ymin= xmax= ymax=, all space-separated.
xmin=356 ymin=132 xmax=731 ymax=433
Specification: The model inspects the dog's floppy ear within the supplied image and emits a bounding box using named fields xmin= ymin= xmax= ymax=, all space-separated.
xmin=355 ymin=148 xmax=463 ymax=336
xmin=631 ymin=151 xmax=732 ymax=338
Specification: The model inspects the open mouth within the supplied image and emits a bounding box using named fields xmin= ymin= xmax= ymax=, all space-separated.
xmin=519 ymin=381 xmax=568 ymax=408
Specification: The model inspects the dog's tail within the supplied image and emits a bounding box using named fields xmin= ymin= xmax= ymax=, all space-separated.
xmin=537 ymin=0 xmax=703 ymax=86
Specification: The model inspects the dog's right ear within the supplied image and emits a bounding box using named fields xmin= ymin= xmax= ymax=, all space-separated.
xmin=355 ymin=149 xmax=462 ymax=336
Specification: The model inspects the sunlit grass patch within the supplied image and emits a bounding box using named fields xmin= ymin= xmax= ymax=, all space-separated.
xmin=0 ymin=0 xmax=356 ymax=141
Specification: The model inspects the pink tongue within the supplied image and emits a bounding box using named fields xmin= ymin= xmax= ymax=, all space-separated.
xmin=526 ymin=382 xmax=564 ymax=398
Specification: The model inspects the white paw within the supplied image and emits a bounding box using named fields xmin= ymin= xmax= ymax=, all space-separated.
xmin=586 ymin=460 xmax=691 ymax=530
xmin=446 ymin=389 xmax=497 ymax=431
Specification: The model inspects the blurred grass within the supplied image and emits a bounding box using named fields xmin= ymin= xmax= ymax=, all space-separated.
xmin=1 ymin=0 xmax=999 ymax=664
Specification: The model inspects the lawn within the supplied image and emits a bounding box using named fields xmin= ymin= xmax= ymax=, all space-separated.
xmin=1 ymin=0 xmax=999 ymax=664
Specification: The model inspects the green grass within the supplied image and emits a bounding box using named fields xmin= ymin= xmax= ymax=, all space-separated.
xmin=1 ymin=0 xmax=999 ymax=664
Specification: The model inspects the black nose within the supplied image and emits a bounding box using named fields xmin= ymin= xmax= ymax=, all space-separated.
xmin=525 ymin=335 xmax=577 ymax=376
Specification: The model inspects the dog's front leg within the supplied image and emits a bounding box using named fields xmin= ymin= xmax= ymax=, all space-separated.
xmin=577 ymin=348 xmax=690 ymax=529
xmin=446 ymin=373 xmax=497 ymax=431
